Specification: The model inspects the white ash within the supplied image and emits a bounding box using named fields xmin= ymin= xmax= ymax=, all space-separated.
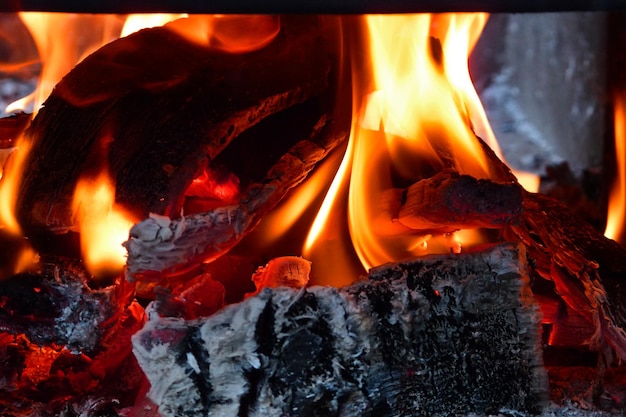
xmin=133 ymin=243 xmax=548 ymax=417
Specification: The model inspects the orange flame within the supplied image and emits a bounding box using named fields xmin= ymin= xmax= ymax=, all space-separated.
xmin=165 ymin=15 xmax=280 ymax=53
xmin=121 ymin=14 xmax=187 ymax=38
xmin=305 ymin=14 xmax=505 ymax=275
xmin=10 ymin=13 xmax=126 ymax=114
xmin=0 ymin=137 xmax=31 ymax=235
xmin=605 ymin=92 xmax=626 ymax=244
xmin=72 ymin=171 xmax=137 ymax=279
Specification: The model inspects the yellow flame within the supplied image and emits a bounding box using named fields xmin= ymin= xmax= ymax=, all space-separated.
xmin=0 ymin=137 xmax=31 ymax=234
xmin=72 ymin=171 xmax=137 ymax=278
xmin=16 ymin=13 xmax=124 ymax=114
xmin=605 ymin=92 xmax=626 ymax=243
xmin=305 ymin=14 xmax=518 ymax=275
xmin=121 ymin=14 xmax=187 ymax=38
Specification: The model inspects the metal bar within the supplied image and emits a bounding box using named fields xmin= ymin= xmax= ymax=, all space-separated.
xmin=1 ymin=0 xmax=626 ymax=13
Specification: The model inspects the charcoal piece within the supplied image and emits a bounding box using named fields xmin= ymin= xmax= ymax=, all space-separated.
xmin=0 ymin=257 xmax=123 ymax=353
xmin=133 ymin=243 xmax=547 ymax=416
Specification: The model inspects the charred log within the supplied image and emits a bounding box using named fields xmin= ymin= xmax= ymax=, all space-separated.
xmin=17 ymin=16 xmax=346 ymax=232
xmin=383 ymin=169 xmax=522 ymax=233
xmin=124 ymin=117 xmax=346 ymax=283
xmin=505 ymin=191 xmax=626 ymax=361
xmin=133 ymin=243 xmax=548 ymax=417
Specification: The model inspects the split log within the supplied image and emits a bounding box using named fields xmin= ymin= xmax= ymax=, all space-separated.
xmin=16 ymin=16 xmax=345 ymax=232
xmin=124 ymin=117 xmax=346 ymax=283
xmin=133 ymin=243 xmax=548 ymax=417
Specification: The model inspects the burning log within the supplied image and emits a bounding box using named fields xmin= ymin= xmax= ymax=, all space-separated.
xmin=505 ymin=191 xmax=626 ymax=360
xmin=133 ymin=243 xmax=548 ymax=416
xmin=124 ymin=118 xmax=346 ymax=284
xmin=16 ymin=16 xmax=346 ymax=232
xmin=383 ymin=169 xmax=522 ymax=233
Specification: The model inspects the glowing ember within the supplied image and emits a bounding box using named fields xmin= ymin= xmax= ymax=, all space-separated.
xmin=72 ymin=171 xmax=137 ymax=279
xmin=605 ymin=92 xmax=626 ymax=244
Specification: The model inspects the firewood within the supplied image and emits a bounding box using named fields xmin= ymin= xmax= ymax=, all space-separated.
xmin=124 ymin=117 xmax=347 ymax=282
xmin=505 ymin=191 xmax=626 ymax=361
xmin=133 ymin=243 xmax=548 ymax=417
xmin=16 ymin=16 xmax=345 ymax=232
xmin=382 ymin=169 xmax=522 ymax=233
xmin=471 ymin=134 xmax=626 ymax=361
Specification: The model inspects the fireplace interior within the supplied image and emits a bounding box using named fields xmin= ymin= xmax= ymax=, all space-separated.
xmin=0 ymin=4 xmax=625 ymax=417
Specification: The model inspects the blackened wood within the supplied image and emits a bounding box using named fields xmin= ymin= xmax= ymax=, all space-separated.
xmin=133 ymin=243 xmax=548 ymax=417
xmin=17 ymin=16 xmax=342 ymax=232
xmin=386 ymin=169 xmax=522 ymax=233
xmin=0 ymin=255 xmax=130 ymax=353
xmin=4 ymin=0 xmax=626 ymax=13
xmin=505 ymin=191 xmax=626 ymax=361
xmin=473 ymin=130 xmax=626 ymax=362
xmin=124 ymin=116 xmax=347 ymax=282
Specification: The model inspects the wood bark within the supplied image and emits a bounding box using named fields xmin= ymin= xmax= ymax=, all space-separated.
xmin=133 ymin=243 xmax=548 ymax=417
xmin=16 ymin=16 xmax=345 ymax=233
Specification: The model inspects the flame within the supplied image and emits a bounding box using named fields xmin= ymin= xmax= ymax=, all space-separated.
xmin=605 ymin=92 xmax=626 ymax=244
xmin=305 ymin=14 xmax=513 ymax=275
xmin=72 ymin=171 xmax=137 ymax=278
xmin=165 ymin=15 xmax=280 ymax=53
xmin=13 ymin=13 xmax=125 ymax=114
xmin=121 ymin=14 xmax=187 ymax=38
xmin=0 ymin=137 xmax=31 ymax=235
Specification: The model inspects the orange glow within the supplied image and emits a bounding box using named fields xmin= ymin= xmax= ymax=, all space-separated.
xmin=302 ymin=13 xmax=535 ymax=280
xmin=121 ymin=14 xmax=187 ymax=38
xmin=15 ymin=13 xmax=125 ymax=114
xmin=165 ymin=15 xmax=280 ymax=53
xmin=605 ymin=92 xmax=626 ymax=244
xmin=306 ymin=14 xmax=506 ymax=273
xmin=0 ymin=137 xmax=31 ymax=234
xmin=72 ymin=171 xmax=137 ymax=278
xmin=257 ymin=149 xmax=343 ymax=246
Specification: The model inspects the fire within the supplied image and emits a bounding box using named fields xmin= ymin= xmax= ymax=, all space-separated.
xmin=121 ymin=14 xmax=187 ymax=38
xmin=9 ymin=13 xmax=124 ymax=114
xmin=72 ymin=171 xmax=138 ymax=279
xmin=305 ymin=14 xmax=503 ymax=274
xmin=605 ymin=92 xmax=626 ymax=244
xmin=0 ymin=137 xmax=30 ymax=235
xmin=165 ymin=15 xmax=280 ymax=52
xmin=0 ymin=13 xmax=185 ymax=280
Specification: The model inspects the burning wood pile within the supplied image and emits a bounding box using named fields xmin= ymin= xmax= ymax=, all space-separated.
xmin=0 ymin=13 xmax=625 ymax=417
